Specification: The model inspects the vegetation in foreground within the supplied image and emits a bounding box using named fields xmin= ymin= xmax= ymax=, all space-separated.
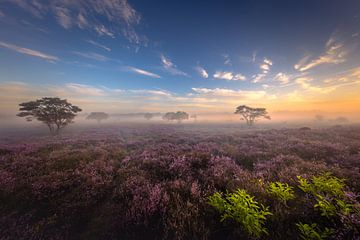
xmin=0 ymin=125 xmax=359 ymax=239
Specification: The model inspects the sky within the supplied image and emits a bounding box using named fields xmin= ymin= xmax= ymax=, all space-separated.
xmin=0 ymin=0 xmax=360 ymax=121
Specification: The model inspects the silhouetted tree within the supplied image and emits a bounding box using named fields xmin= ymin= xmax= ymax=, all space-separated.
xmin=234 ymin=105 xmax=270 ymax=126
xmin=86 ymin=112 xmax=109 ymax=123
xmin=144 ymin=113 xmax=154 ymax=121
xmin=17 ymin=97 xmax=82 ymax=134
xmin=163 ymin=111 xmax=189 ymax=123
xmin=315 ymin=114 xmax=324 ymax=122
xmin=190 ymin=114 xmax=197 ymax=122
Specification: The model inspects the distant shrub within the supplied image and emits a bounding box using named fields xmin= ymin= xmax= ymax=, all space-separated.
xmin=265 ymin=182 xmax=295 ymax=205
xmin=296 ymin=223 xmax=333 ymax=240
xmin=208 ymin=189 xmax=272 ymax=238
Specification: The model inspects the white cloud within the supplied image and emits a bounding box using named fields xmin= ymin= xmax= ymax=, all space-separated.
xmin=77 ymin=13 xmax=88 ymax=29
xmin=274 ymin=72 xmax=290 ymax=84
xmin=126 ymin=66 xmax=161 ymax=78
xmin=252 ymin=73 xmax=266 ymax=83
xmin=260 ymin=57 xmax=272 ymax=74
xmin=161 ymin=54 xmax=188 ymax=76
xmin=213 ymin=71 xmax=246 ymax=81
xmin=0 ymin=9 xmax=5 ymax=17
xmin=195 ymin=66 xmax=209 ymax=78
xmin=8 ymin=0 xmax=144 ymax=44
xmin=73 ymin=51 xmax=109 ymax=61
xmin=85 ymin=40 xmax=111 ymax=52
xmin=129 ymin=89 xmax=171 ymax=97
xmin=0 ymin=41 xmax=59 ymax=61
xmin=94 ymin=25 xmax=115 ymax=38
xmin=294 ymin=38 xmax=347 ymax=71
xmin=66 ymin=83 xmax=106 ymax=96
xmin=191 ymin=87 xmax=275 ymax=100
xmin=54 ymin=6 xmax=72 ymax=29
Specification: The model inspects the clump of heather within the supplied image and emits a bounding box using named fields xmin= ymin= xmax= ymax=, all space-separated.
xmin=0 ymin=125 xmax=359 ymax=239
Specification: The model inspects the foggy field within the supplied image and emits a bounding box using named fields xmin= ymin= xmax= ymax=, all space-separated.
xmin=0 ymin=124 xmax=359 ymax=239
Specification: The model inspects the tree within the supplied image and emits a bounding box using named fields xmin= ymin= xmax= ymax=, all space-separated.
xmin=86 ymin=112 xmax=109 ymax=123
xmin=163 ymin=111 xmax=189 ymax=123
xmin=190 ymin=114 xmax=197 ymax=122
xmin=144 ymin=113 xmax=154 ymax=121
xmin=17 ymin=97 xmax=82 ymax=134
xmin=234 ymin=105 xmax=270 ymax=126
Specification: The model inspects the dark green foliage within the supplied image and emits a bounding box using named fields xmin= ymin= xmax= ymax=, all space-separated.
xmin=296 ymin=223 xmax=333 ymax=240
xmin=17 ymin=97 xmax=82 ymax=134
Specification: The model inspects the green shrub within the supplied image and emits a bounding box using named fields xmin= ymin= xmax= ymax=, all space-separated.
xmin=297 ymin=173 xmax=353 ymax=218
xmin=296 ymin=223 xmax=333 ymax=240
xmin=208 ymin=189 xmax=272 ymax=238
xmin=265 ymin=182 xmax=295 ymax=205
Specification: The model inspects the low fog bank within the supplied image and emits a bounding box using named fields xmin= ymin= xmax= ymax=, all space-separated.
xmin=1 ymin=110 xmax=360 ymax=137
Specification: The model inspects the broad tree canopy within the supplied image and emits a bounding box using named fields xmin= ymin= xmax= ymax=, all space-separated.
xmin=17 ymin=97 xmax=82 ymax=134
xmin=86 ymin=112 xmax=109 ymax=123
xmin=163 ymin=111 xmax=189 ymax=123
xmin=144 ymin=113 xmax=154 ymax=120
xmin=234 ymin=105 xmax=270 ymax=126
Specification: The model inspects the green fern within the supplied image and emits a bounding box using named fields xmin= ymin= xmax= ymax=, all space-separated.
xmin=266 ymin=182 xmax=295 ymax=205
xmin=296 ymin=223 xmax=333 ymax=240
xmin=208 ymin=189 xmax=272 ymax=238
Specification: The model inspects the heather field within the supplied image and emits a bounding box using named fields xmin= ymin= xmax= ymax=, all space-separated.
xmin=0 ymin=124 xmax=359 ymax=240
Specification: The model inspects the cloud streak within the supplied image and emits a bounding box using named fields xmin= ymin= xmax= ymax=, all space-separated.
xmin=294 ymin=38 xmax=347 ymax=71
xmin=0 ymin=41 xmax=59 ymax=61
xmin=161 ymin=54 xmax=188 ymax=76
xmin=126 ymin=66 xmax=161 ymax=78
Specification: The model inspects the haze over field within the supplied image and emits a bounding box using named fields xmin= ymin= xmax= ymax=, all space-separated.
xmin=0 ymin=0 xmax=360 ymax=126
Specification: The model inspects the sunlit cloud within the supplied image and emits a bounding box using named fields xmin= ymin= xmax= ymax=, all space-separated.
xmin=260 ymin=57 xmax=273 ymax=74
xmin=126 ymin=66 xmax=161 ymax=78
xmin=252 ymin=73 xmax=266 ymax=83
xmin=274 ymin=72 xmax=291 ymax=84
xmin=213 ymin=71 xmax=246 ymax=81
xmin=294 ymin=37 xmax=347 ymax=71
xmin=85 ymin=40 xmax=111 ymax=52
xmin=160 ymin=54 xmax=188 ymax=76
xmin=0 ymin=41 xmax=59 ymax=61
xmin=195 ymin=66 xmax=209 ymax=78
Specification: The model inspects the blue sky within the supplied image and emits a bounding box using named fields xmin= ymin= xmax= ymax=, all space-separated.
xmin=0 ymin=0 xmax=360 ymax=116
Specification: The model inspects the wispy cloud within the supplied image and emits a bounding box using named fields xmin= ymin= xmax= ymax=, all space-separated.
xmin=7 ymin=0 xmax=145 ymax=45
xmin=213 ymin=71 xmax=246 ymax=81
xmin=222 ymin=54 xmax=231 ymax=65
xmin=160 ymin=54 xmax=188 ymax=76
xmin=295 ymin=77 xmax=336 ymax=93
xmin=191 ymin=87 xmax=275 ymax=100
xmin=126 ymin=66 xmax=161 ymax=78
xmin=0 ymin=9 xmax=5 ymax=17
xmin=73 ymin=51 xmax=109 ymax=61
xmin=0 ymin=41 xmax=59 ymax=61
xmin=274 ymin=72 xmax=291 ymax=84
xmin=65 ymin=83 xmax=106 ymax=96
xmin=252 ymin=58 xmax=273 ymax=82
xmin=195 ymin=66 xmax=209 ymax=78
xmin=294 ymin=37 xmax=347 ymax=71
xmin=85 ymin=40 xmax=111 ymax=52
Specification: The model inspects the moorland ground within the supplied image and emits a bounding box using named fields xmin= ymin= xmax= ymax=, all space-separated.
xmin=0 ymin=124 xmax=359 ymax=239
